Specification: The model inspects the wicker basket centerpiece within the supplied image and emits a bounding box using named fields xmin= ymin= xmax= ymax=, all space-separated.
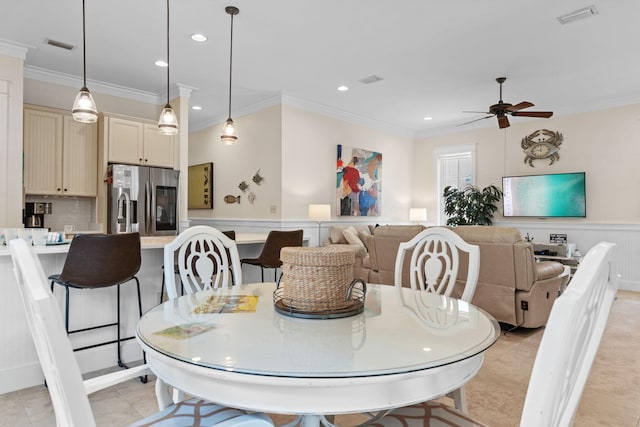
xmin=275 ymin=246 xmax=365 ymax=317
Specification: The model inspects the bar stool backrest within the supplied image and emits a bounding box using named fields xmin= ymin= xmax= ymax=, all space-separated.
xmin=58 ymin=233 xmax=141 ymax=288
xmin=256 ymin=230 xmax=304 ymax=268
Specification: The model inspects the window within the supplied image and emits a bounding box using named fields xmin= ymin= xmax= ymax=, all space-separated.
xmin=434 ymin=145 xmax=476 ymax=225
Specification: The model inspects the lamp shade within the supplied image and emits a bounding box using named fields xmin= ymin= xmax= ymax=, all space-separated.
xmin=72 ymin=87 xmax=98 ymax=123
xmin=409 ymin=208 xmax=427 ymax=222
xmin=308 ymin=204 xmax=331 ymax=221
xmin=158 ymin=104 xmax=179 ymax=135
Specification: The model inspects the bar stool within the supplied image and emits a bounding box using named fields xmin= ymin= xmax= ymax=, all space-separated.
xmin=49 ymin=232 xmax=143 ymax=370
xmin=241 ymin=229 xmax=304 ymax=282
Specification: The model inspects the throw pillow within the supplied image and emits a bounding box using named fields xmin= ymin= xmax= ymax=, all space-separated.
xmin=343 ymin=226 xmax=366 ymax=252
xmin=329 ymin=226 xmax=348 ymax=244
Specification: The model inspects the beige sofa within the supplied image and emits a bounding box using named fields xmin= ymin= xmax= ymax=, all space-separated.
xmin=329 ymin=224 xmax=569 ymax=328
xmin=449 ymin=226 xmax=570 ymax=328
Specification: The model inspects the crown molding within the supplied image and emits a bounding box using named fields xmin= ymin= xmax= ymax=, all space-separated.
xmin=190 ymin=93 xmax=282 ymax=132
xmin=24 ymin=65 xmax=162 ymax=105
xmin=0 ymin=40 xmax=29 ymax=60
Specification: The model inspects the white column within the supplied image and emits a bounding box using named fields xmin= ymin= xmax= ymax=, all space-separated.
xmin=175 ymin=84 xmax=195 ymax=231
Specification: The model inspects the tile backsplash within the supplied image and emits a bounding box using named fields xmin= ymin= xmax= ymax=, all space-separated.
xmin=25 ymin=196 xmax=98 ymax=232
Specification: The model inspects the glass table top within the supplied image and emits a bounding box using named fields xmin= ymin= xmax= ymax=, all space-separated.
xmin=136 ymin=282 xmax=500 ymax=378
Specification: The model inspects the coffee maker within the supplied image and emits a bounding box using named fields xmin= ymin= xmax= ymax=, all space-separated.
xmin=24 ymin=202 xmax=51 ymax=228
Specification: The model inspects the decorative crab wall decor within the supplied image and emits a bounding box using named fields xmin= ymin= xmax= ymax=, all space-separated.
xmin=521 ymin=129 xmax=563 ymax=167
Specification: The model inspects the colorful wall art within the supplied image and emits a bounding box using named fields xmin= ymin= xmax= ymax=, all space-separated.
xmin=336 ymin=145 xmax=382 ymax=216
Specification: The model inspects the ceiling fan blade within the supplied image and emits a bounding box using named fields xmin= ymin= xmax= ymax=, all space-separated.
xmin=506 ymin=101 xmax=534 ymax=112
xmin=457 ymin=115 xmax=493 ymax=127
xmin=498 ymin=115 xmax=510 ymax=129
xmin=511 ymin=111 xmax=553 ymax=118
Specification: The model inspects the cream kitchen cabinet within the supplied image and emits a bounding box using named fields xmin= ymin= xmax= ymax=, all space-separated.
xmin=23 ymin=106 xmax=98 ymax=197
xmin=105 ymin=115 xmax=175 ymax=169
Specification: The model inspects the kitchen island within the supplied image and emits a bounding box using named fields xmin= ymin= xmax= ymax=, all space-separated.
xmin=0 ymin=233 xmax=268 ymax=393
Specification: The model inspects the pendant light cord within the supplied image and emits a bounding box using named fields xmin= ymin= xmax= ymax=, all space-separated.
xmin=82 ymin=0 xmax=87 ymax=88
xmin=166 ymin=0 xmax=170 ymax=105
xmin=227 ymin=11 xmax=234 ymax=119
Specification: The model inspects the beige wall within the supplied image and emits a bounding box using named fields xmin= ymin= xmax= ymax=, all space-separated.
xmin=281 ymin=105 xmax=414 ymax=220
xmin=24 ymin=78 xmax=160 ymax=121
xmin=414 ymin=103 xmax=640 ymax=224
xmin=0 ymin=54 xmax=24 ymax=227
xmin=188 ymin=105 xmax=283 ymax=219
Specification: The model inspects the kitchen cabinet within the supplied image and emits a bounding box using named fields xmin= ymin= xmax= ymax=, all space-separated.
xmin=23 ymin=106 xmax=98 ymax=197
xmin=105 ymin=115 xmax=175 ymax=169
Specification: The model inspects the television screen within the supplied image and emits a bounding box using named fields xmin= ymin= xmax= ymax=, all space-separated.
xmin=502 ymin=172 xmax=586 ymax=218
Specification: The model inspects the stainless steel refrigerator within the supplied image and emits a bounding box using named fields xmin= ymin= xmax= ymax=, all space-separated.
xmin=107 ymin=164 xmax=180 ymax=236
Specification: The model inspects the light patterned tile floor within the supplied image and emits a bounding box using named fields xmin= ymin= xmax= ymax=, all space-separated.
xmin=1 ymin=291 xmax=639 ymax=426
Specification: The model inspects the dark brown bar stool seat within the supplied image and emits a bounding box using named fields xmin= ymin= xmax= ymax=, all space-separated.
xmin=49 ymin=232 xmax=143 ymax=370
xmin=241 ymin=229 xmax=304 ymax=282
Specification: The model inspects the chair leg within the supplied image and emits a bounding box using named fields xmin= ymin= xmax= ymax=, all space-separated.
xmin=449 ymin=387 xmax=468 ymax=413
xmin=134 ymin=277 xmax=148 ymax=383
xmin=160 ymin=273 xmax=165 ymax=304
xmin=64 ymin=285 xmax=70 ymax=333
xmin=117 ymin=283 xmax=126 ymax=369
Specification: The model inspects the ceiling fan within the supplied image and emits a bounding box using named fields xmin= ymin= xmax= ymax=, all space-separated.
xmin=460 ymin=77 xmax=553 ymax=129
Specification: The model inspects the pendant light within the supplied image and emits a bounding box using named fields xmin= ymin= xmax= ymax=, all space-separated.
xmin=157 ymin=0 xmax=179 ymax=135
xmin=221 ymin=6 xmax=239 ymax=145
xmin=72 ymin=0 xmax=98 ymax=123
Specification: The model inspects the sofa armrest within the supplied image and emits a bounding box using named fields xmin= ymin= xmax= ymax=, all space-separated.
xmin=535 ymin=260 xmax=565 ymax=281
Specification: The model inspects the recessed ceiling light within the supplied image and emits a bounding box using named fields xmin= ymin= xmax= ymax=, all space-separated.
xmin=337 ymin=85 xmax=349 ymax=92
xmin=154 ymin=60 xmax=168 ymax=67
xmin=190 ymin=33 xmax=208 ymax=42
xmin=191 ymin=105 xmax=202 ymax=111
xmin=423 ymin=116 xmax=433 ymax=121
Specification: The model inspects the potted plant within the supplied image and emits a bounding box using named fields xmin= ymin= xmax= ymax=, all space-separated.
xmin=443 ymin=184 xmax=503 ymax=226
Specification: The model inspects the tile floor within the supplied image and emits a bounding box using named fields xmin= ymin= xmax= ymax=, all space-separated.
xmin=2 ymin=291 xmax=639 ymax=427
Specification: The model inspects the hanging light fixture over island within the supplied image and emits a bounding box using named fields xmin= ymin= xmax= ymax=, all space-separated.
xmin=220 ymin=6 xmax=239 ymax=145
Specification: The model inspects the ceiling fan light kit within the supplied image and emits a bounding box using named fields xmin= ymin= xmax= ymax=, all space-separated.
xmin=461 ymin=77 xmax=553 ymax=129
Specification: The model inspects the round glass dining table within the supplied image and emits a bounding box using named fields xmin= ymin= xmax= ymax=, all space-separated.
xmin=136 ymin=282 xmax=500 ymax=427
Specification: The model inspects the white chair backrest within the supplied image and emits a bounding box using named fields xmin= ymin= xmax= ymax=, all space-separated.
xmin=520 ymin=241 xmax=618 ymax=427
xmin=164 ymin=226 xmax=242 ymax=300
xmin=394 ymin=227 xmax=480 ymax=302
xmin=9 ymin=238 xmax=97 ymax=427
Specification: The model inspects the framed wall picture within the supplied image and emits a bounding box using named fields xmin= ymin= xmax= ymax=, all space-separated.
xmin=336 ymin=145 xmax=382 ymax=216
xmin=188 ymin=163 xmax=213 ymax=209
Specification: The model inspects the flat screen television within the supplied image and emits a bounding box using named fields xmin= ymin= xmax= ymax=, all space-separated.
xmin=502 ymin=172 xmax=586 ymax=218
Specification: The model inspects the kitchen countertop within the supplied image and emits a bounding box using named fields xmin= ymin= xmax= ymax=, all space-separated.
xmin=0 ymin=233 xmax=269 ymax=256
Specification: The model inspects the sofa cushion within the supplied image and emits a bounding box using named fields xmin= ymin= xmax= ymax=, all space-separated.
xmin=343 ymin=226 xmax=367 ymax=253
xmin=329 ymin=226 xmax=349 ymax=244
xmin=373 ymin=225 xmax=425 ymax=239
xmin=452 ymin=226 xmax=522 ymax=243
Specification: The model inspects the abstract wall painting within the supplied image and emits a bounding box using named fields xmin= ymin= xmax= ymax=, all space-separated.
xmin=336 ymin=145 xmax=382 ymax=216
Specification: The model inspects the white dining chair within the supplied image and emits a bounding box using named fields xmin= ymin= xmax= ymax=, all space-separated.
xmin=9 ymin=238 xmax=273 ymax=427
xmin=395 ymin=226 xmax=480 ymax=411
xmin=164 ymin=225 xmax=242 ymax=300
xmin=372 ymin=241 xmax=618 ymax=427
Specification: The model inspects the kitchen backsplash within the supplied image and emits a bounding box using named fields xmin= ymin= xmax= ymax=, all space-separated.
xmin=25 ymin=196 xmax=98 ymax=232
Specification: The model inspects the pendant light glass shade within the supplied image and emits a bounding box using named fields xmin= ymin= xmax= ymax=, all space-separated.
xmin=158 ymin=104 xmax=179 ymax=135
xmin=72 ymin=87 xmax=98 ymax=123
xmin=221 ymin=6 xmax=239 ymax=145
xmin=72 ymin=0 xmax=98 ymax=123
xmin=220 ymin=118 xmax=237 ymax=145
xmin=157 ymin=0 xmax=178 ymax=136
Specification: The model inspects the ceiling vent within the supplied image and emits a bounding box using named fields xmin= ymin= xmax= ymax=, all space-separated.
xmin=557 ymin=5 xmax=598 ymax=24
xmin=45 ymin=39 xmax=75 ymax=51
xmin=358 ymin=75 xmax=384 ymax=84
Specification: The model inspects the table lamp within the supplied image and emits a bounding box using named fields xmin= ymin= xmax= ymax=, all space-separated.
xmin=308 ymin=204 xmax=331 ymax=246
xmin=409 ymin=208 xmax=427 ymax=224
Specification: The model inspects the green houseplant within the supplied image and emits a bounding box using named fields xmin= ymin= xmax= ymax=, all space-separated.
xmin=443 ymin=184 xmax=503 ymax=226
